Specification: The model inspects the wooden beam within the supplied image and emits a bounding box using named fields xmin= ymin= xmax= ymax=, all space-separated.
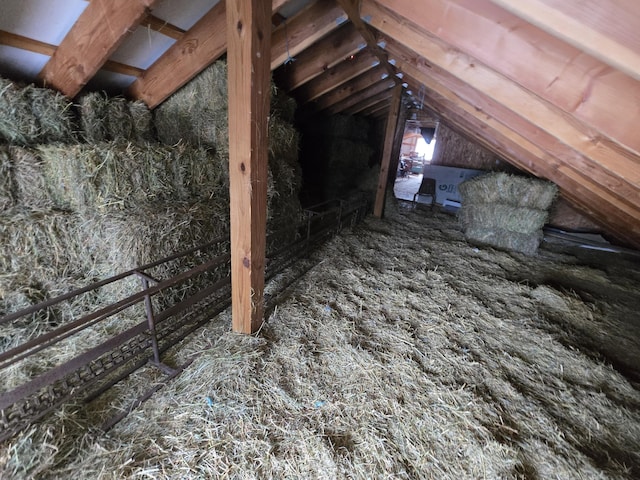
xmin=0 ymin=30 xmax=143 ymax=77
xmin=336 ymin=0 xmax=399 ymax=83
xmin=364 ymin=1 xmax=640 ymax=192
xmin=328 ymin=77 xmax=395 ymax=114
xmin=489 ymin=0 xmax=640 ymax=82
xmin=38 ymin=0 xmax=157 ymax=97
xmin=271 ymin=0 xmax=348 ymax=69
xmin=366 ymin=0 xmax=640 ymax=158
xmin=140 ymin=15 xmax=186 ymax=40
xmin=373 ymin=83 xmax=403 ymax=217
xmin=359 ymin=98 xmax=390 ymax=117
xmin=344 ymin=89 xmax=393 ymax=115
xmin=384 ymin=37 xmax=640 ymax=213
xmin=314 ymin=65 xmax=387 ymax=110
xmin=294 ymin=48 xmax=380 ymax=103
xmin=227 ymin=0 xmax=272 ymax=334
xmin=128 ymin=1 xmax=227 ymax=108
xmin=275 ymin=23 xmax=365 ymax=90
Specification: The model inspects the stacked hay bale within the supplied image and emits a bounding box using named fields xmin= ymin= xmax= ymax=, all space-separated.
xmin=154 ymin=59 xmax=303 ymax=239
xmin=0 ymin=63 xmax=303 ymax=325
xmin=458 ymin=172 xmax=557 ymax=255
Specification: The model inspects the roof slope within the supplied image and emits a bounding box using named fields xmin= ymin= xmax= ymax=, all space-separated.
xmin=1 ymin=0 xmax=638 ymax=247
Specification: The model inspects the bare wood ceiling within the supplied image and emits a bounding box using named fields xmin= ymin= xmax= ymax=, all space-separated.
xmin=0 ymin=0 xmax=638 ymax=247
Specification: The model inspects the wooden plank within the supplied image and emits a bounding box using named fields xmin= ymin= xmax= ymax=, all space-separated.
xmin=364 ymin=1 xmax=640 ymax=189
xmin=344 ymin=89 xmax=393 ymax=115
xmin=227 ymin=0 xmax=272 ymax=334
xmin=328 ymin=77 xmax=395 ymax=114
xmin=336 ymin=0 xmax=399 ymax=82
xmin=294 ymin=48 xmax=380 ymax=103
xmin=366 ymin=0 xmax=640 ymax=158
xmin=314 ymin=65 xmax=387 ymax=110
xmin=128 ymin=1 xmax=227 ymax=108
xmin=489 ymin=0 xmax=640 ymax=81
xmin=0 ymin=30 xmax=144 ymax=78
xmin=275 ymin=23 xmax=365 ymax=90
xmin=140 ymin=15 xmax=186 ymax=40
xmin=38 ymin=0 xmax=157 ymax=97
xmin=373 ymin=83 xmax=403 ymax=217
xmin=271 ymin=0 xmax=348 ymax=69
xmin=364 ymin=102 xmax=389 ymax=117
xmin=385 ymin=37 xmax=640 ymax=212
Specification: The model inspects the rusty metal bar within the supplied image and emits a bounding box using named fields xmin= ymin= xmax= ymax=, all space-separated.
xmin=0 ymin=235 xmax=229 ymax=325
xmin=139 ymin=276 xmax=161 ymax=365
xmin=0 ymin=252 xmax=231 ymax=370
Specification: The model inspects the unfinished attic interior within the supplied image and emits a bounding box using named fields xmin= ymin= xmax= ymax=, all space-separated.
xmin=1 ymin=0 xmax=639 ymax=477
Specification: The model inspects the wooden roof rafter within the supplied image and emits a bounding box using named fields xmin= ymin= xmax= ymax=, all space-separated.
xmin=38 ymin=0 xmax=159 ymax=98
xmin=293 ymin=48 xmax=380 ymax=103
xmin=274 ymin=22 xmax=366 ymax=91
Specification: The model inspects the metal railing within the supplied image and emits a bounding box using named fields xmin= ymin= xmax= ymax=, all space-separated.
xmin=0 ymin=194 xmax=370 ymax=441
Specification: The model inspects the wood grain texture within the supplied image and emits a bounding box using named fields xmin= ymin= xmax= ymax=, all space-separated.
xmin=276 ymin=23 xmax=365 ymax=90
xmin=489 ymin=0 xmax=640 ymax=81
xmin=328 ymin=77 xmax=395 ymax=114
xmin=0 ymin=30 xmax=143 ymax=77
xmin=128 ymin=1 xmax=227 ymax=108
xmin=314 ymin=65 xmax=387 ymax=110
xmin=294 ymin=48 xmax=380 ymax=103
xmin=374 ymin=83 xmax=403 ymax=217
xmin=38 ymin=0 xmax=157 ymax=97
xmin=271 ymin=0 xmax=347 ymax=69
xmin=369 ymin=0 xmax=640 ymax=158
xmin=227 ymin=0 xmax=272 ymax=334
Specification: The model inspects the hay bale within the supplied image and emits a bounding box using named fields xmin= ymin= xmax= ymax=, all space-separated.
xmin=0 ymin=145 xmax=15 ymax=211
xmin=10 ymin=146 xmax=53 ymax=209
xmin=459 ymin=204 xmax=548 ymax=234
xmin=271 ymin=84 xmax=297 ymax=124
xmin=32 ymin=143 xmax=227 ymax=211
xmin=106 ymin=96 xmax=135 ymax=142
xmin=129 ymin=100 xmax=156 ymax=143
xmin=79 ymin=91 xmax=110 ymax=143
xmin=154 ymin=60 xmax=228 ymax=148
xmin=459 ymin=172 xmax=557 ymax=210
xmin=23 ymin=84 xmax=75 ymax=143
xmin=0 ymin=78 xmax=39 ymax=145
xmin=83 ymin=200 xmax=229 ymax=280
xmin=464 ymin=226 xmax=543 ymax=255
xmin=0 ymin=207 xmax=86 ymax=280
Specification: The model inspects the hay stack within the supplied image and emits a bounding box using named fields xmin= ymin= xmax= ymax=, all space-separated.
xmin=79 ymin=92 xmax=154 ymax=144
xmin=1 ymin=143 xmax=228 ymax=212
xmin=0 ymin=78 xmax=75 ymax=145
xmin=154 ymin=61 xmax=228 ymax=148
xmin=459 ymin=172 xmax=557 ymax=255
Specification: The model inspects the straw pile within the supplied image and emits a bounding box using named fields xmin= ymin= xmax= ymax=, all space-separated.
xmin=2 ymin=203 xmax=638 ymax=479
xmin=459 ymin=172 xmax=558 ymax=255
xmin=0 ymin=78 xmax=75 ymax=145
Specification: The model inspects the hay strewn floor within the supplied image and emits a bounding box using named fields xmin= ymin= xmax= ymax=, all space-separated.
xmin=2 ymin=200 xmax=640 ymax=479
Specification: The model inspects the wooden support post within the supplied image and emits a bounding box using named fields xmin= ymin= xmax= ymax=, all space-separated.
xmin=226 ymin=0 xmax=271 ymax=334
xmin=373 ymin=83 xmax=403 ymax=217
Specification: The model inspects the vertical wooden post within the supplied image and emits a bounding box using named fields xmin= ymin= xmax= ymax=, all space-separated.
xmin=227 ymin=0 xmax=271 ymax=334
xmin=373 ymin=83 xmax=404 ymax=217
